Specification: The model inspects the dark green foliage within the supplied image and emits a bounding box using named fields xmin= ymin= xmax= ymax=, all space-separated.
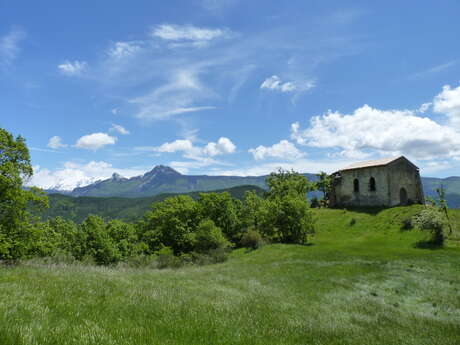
xmin=193 ymin=219 xmax=230 ymax=253
xmin=310 ymin=196 xmax=320 ymax=208
xmin=106 ymin=219 xmax=140 ymax=258
xmin=256 ymin=169 xmax=316 ymax=244
xmin=240 ymin=228 xmax=264 ymax=249
xmin=315 ymin=171 xmax=332 ymax=203
xmin=140 ymin=195 xmax=201 ymax=255
xmin=197 ymin=192 xmax=242 ymax=241
xmin=79 ymin=215 xmax=121 ymax=265
xmin=401 ymin=217 xmax=413 ymax=230
xmin=0 ymin=128 xmax=48 ymax=260
xmin=266 ymin=168 xmax=315 ymax=200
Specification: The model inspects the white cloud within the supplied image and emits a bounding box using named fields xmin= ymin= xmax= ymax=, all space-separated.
xmin=249 ymin=140 xmax=305 ymax=160
xmin=260 ymin=75 xmax=315 ymax=93
xmin=108 ymin=41 xmax=141 ymax=59
xmin=58 ymin=60 xmax=87 ymax=76
xmin=291 ymin=104 xmax=460 ymax=160
xmin=47 ymin=136 xmax=67 ymax=149
xmin=417 ymin=102 xmax=432 ymax=113
xmin=409 ymin=60 xmax=458 ymax=80
xmin=210 ymin=158 xmax=346 ymax=177
xmin=138 ymin=137 xmax=236 ymax=161
xmin=110 ymin=124 xmax=130 ymax=135
xmin=28 ymin=161 xmax=145 ymax=191
xmin=151 ymin=24 xmax=229 ymax=43
xmin=75 ymin=133 xmax=117 ymax=150
xmin=129 ymin=69 xmax=216 ymax=120
xmin=153 ymin=139 xmax=195 ymax=153
xmin=203 ymin=137 xmax=236 ymax=156
xmin=0 ymin=28 xmax=26 ymax=67
xmin=433 ymin=84 xmax=460 ymax=127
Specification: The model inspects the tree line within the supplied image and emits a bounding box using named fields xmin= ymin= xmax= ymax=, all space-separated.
xmin=0 ymin=128 xmax=322 ymax=266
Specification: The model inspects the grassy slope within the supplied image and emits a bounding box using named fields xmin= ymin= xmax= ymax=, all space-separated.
xmin=1 ymin=206 xmax=460 ymax=345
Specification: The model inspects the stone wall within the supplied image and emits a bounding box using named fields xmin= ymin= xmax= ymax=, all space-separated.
xmin=331 ymin=158 xmax=425 ymax=207
xmin=387 ymin=159 xmax=425 ymax=206
xmin=332 ymin=166 xmax=390 ymax=207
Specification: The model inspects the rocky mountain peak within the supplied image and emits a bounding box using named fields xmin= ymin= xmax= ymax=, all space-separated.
xmin=144 ymin=165 xmax=181 ymax=178
xmin=111 ymin=172 xmax=125 ymax=181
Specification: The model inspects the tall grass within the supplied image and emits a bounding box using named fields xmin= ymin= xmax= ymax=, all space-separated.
xmin=0 ymin=206 xmax=459 ymax=345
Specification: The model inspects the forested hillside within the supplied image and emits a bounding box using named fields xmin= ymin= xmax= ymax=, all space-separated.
xmin=38 ymin=185 xmax=265 ymax=222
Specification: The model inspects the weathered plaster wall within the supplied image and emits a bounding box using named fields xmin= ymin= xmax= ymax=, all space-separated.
xmin=334 ymin=166 xmax=390 ymax=207
xmin=387 ymin=160 xmax=425 ymax=206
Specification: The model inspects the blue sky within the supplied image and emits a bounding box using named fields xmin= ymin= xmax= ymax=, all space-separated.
xmin=1 ymin=0 xmax=460 ymax=189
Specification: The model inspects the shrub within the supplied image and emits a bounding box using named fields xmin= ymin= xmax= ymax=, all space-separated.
xmin=194 ymin=219 xmax=231 ymax=253
xmin=156 ymin=246 xmax=182 ymax=269
xmin=123 ymin=254 xmax=157 ymax=269
xmin=401 ymin=217 xmax=413 ymax=230
xmin=412 ymin=207 xmax=446 ymax=246
xmin=192 ymin=247 xmax=229 ymax=265
xmin=310 ymin=196 xmax=320 ymax=208
xmin=349 ymin=218 xmax=357 ymax=226
xmin=240 ymin=229 xmax=264 ymax=249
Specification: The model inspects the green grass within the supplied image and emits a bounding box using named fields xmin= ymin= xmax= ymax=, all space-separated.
xmin=1 ymin=206 xmax=460 ymax=344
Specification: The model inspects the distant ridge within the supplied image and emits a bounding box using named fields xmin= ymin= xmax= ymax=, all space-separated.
xmin=43 ymin=165 xmax=460 ymax=208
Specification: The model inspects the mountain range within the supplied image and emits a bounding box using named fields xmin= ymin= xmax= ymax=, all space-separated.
xmin=46 ymin=165 xmax=460 ymax=208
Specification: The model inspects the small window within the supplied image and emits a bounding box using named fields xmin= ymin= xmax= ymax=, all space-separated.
xmin=369 ymin=177 xmax=376 ymax=192
xmin=353 ymin=179 xmax=360 ymax=193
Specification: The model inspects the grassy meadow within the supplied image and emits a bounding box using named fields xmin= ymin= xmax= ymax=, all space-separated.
xmin=1 ymin=205 xmax=460 ymax=345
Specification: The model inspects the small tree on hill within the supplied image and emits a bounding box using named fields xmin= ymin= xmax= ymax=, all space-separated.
xmin=315 ymin=171 xmax=332 ymax=206
xmin=259 ymin=169 xmax=316 ymax=244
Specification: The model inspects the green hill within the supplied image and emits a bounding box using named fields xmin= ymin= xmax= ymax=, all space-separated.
xmin=3 ymin=206 xmax=460 ymax=344
xmin=40 ymin=185 xmax=265 ymax=222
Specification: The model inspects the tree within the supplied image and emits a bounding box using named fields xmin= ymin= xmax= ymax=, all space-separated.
xmin=436 ymin=185 xmax=453 ymax=235
xmin=80 ymin=215 xmax=121 ymax=265
xmin=198 ymin=192 xmax=242 ymax=241
xmin=266 ymin=169 xmax=314 ymax=200
xmin=140 ymin=195 xmax=201 ymax=254
xmin=257 ymin=169 xmax=316 ymax=244
xmin=316 ymin=171 xmax=332 ymax=205
xmin=0 ymin=128 xmax=48 ymax=260
xmin=106 ymin=219 xmax=139 ymax=259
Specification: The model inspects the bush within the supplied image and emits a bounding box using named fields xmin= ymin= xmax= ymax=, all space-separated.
xmin=349 ymin=218 xmax=357 ymax=226
xmin=123 ymin=254 xmax=157 ymax=269
xmin=401 ymin=217 xmax=413 ymax=230
xmin=412 ymin=207 xmax=446 ymax=246
xmin=310 ymin=196 xmax=320 ymax=208
xmin=194 ymin=219 xmax=231 ymax=253
xmin=156 ymin=246 xmax=182 ymax=269
xmin=240 ymin=229 xmax=264 ymax=249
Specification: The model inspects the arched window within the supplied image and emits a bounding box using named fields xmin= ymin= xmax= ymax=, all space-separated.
xmin=353 ymin=179 xmax=360 ymax=193
xmin=369 ymin=177 xmax=376 ymax=192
